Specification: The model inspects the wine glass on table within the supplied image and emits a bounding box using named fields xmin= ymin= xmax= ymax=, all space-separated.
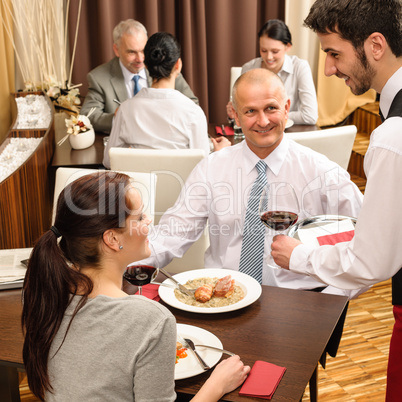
xmin=123 ymin=244 xmax=159 ymax=295
xmin=259 ymin=182 xmax=299 ymax=268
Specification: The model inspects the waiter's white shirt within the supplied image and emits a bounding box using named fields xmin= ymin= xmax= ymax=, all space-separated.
xmin=149 ymin=138 xmax=366 ymax=298
xmin=291 ymin=67 xmax=402 ymax=289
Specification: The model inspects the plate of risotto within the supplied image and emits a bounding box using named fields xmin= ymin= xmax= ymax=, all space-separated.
xmin=158 ymin=268 xmax=262 ymax=313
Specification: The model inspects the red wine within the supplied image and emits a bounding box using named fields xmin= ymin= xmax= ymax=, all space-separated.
xmin=123 ymin=265 xmax=157 ymax=287
xmin=260 ymin=211 xmax=298 ymax=231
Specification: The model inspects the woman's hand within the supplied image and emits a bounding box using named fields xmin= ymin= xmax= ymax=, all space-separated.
xmin=191 ymin=355 xmax=251 ymax=401
xmin=211 ymin=136 xmax=231 ymax=152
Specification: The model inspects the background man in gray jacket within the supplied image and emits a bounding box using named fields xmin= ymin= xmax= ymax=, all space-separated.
xmin=81 ymin=19 xmax=198 ymax=133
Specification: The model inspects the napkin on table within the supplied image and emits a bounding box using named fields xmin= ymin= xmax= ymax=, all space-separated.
xmin=239 ymin=360 xmax=286 ymax=399
xmin=215 ymin=125 xmax=234 ymax=136
xmin=135 ymin=283 xmax=160 ymax=301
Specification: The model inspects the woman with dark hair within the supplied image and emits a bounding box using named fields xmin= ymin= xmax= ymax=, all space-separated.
xmin=227 ymin=19 xmax=318 ymax=125
xmin=22 ymin=171 xmax=249 ymax=401
xmin=104 ymin=32 xmax=229 ymax=168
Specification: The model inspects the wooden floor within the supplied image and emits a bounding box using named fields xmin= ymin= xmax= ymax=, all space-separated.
xmin=302 ymin=279 xmax=393 ymax=401
xmin=19 ymin=280 xmax=393 ymax=401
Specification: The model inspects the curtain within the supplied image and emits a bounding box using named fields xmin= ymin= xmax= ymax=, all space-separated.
xmin=0 ymin=0 xmax=15 ymax=143
xmin=67 ymin=0 xmax=284 ymax=124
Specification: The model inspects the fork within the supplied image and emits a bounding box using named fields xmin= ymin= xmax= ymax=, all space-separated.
xmin=159 ymin=268 xmax=195 ymax=297
xmin=151 ymin=282 xmax=196 ymax=293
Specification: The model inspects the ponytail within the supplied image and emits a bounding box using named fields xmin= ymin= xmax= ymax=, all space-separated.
xmin=21 ymin=171 xmax=132 ymax=400
xmin=21 ymin=229 xmax=92 ymax=400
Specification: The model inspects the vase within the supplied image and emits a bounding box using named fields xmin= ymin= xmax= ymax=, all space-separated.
xmin=69 ymin=129 xmax=95 ymax=150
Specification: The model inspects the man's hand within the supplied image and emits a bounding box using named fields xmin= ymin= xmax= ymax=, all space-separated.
xmin=271 ymin=235 xmax=301 ymax=269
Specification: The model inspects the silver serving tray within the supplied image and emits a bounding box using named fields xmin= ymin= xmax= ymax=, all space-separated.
xmin=288 ymin=214 xmax=357 ymax=240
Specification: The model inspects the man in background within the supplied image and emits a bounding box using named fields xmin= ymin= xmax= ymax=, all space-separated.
xmin=80 ymin=19 xmax=198 ymax=133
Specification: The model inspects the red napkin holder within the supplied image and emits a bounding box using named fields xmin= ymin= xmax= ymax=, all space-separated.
xmin=135 ymin=283 xmax=160 ymax=301
xmin=317 ymin=229 xmax=355 ymax=246
xmin=215 ymin=125 xmax=234 ymax=136
xmin=239 ymin=360 xmax=286 ymax=399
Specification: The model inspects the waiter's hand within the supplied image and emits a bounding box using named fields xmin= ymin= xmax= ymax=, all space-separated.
xmin=271 ymin=235 xmax=301 ymax=269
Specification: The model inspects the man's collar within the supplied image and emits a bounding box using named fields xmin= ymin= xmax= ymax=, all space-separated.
xmin=119 ymin=59 xmax=146 ymax=81
xmin=241 ymin=136 xmax=289 ymax=176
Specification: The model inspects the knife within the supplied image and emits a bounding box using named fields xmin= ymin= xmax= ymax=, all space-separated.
xmin=159 ymin=268 xmax=194 ymax=297
xmin=194 ymin=344 xmax=235 ymax=356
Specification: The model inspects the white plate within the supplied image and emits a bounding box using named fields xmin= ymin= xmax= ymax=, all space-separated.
xmin=175 ymin=323 xmax=222 ymax=380
xmin=285 ymin=119 xmax=294 ymax=129
xmin=159 ymin=268 xmax=262 ymax=314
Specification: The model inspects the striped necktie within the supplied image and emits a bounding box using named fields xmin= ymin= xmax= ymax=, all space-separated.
xmin=239 ymin=160 xmax=268 ymax=283
xmin=132 ymin=75 xmax=140 ymax=96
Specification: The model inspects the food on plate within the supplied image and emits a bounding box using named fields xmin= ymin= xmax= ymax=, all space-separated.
xmin=213 ymin=275 xmax=235 ymax=297
xmin=194 ymin=284 xmax=214 ymax=303
xmin=174 ymin=275 xmax=245 ymax=308
xmin=176 ymin=341 xmax=187 ymax=364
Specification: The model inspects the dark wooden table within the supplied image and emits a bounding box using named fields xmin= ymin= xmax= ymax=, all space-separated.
xmin=0 ymin=283 xmax=348 ymax=402
xmin=51 ymin=113 xmax=106 ymax=168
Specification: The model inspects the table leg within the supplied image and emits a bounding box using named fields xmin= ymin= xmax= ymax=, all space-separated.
xmin=308 ymin=364 xmax=318 ymax=402
xmin=0 ymin=366 xmax=20 ymax=402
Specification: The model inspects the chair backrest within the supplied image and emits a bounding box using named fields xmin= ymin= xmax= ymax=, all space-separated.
xmin=52 ymin=167 xmax=157 ymax=224
xmin=109 ymin=147 xmax=208 ymax=273
xmin=109 ymin=148 xmax=206 ymax=224
xmin=229 ymin=67 xmax=242 ymax=99
xmin=286 ymin=125 xmax=357 ymax=170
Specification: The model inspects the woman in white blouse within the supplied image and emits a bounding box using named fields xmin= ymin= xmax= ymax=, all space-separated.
xmin=227 ymin=19 xmax=318 ymax=125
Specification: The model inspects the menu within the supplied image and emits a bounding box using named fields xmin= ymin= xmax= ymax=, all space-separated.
xmin=0 ymin=247 xmax=32 ymax=290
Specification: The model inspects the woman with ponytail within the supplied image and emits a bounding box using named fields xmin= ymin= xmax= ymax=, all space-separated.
xmin=103 ymin=32 xmax=229 ymax=168
xmin=22 ymin=171 xmax=249 ymax=401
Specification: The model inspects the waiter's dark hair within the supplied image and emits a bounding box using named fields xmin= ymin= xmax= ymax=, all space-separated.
xmin=144 ymin=32 xmax=181 ymax=81
xmin=21 ymin=171 xmax=134 ymax=400
xmin=304 ymin=0 xmax=402 ymax=57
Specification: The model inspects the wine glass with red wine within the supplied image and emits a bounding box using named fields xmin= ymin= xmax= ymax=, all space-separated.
xmin=123 ymin=244 xmax=159 ymax=295
xmin=259 ymin=182 xmax=299 ymax=268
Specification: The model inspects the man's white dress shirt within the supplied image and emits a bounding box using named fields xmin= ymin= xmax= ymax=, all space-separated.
xmin=150 ymin=138 xmax=366 ymax=298
xmin=120 ymin=60 xmax=148 ymax=98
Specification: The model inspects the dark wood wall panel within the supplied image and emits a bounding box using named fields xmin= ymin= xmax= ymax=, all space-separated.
xmin=0 ymin=93 xmax=55 ymax=249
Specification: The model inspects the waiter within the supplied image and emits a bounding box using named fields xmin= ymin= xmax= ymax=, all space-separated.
xmin=271 ymin=1 xmax=402 ymax=400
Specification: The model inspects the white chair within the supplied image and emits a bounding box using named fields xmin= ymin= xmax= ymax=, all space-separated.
xmin=286 ymin=125 xmax=357 ymax=170
xmin=229 ymin=67 xmax=242 ymax=99
xmin=52 ymin=167 xmax=157 ymax=224
xmin=109 ymin=147 xmax=209 ymax=273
